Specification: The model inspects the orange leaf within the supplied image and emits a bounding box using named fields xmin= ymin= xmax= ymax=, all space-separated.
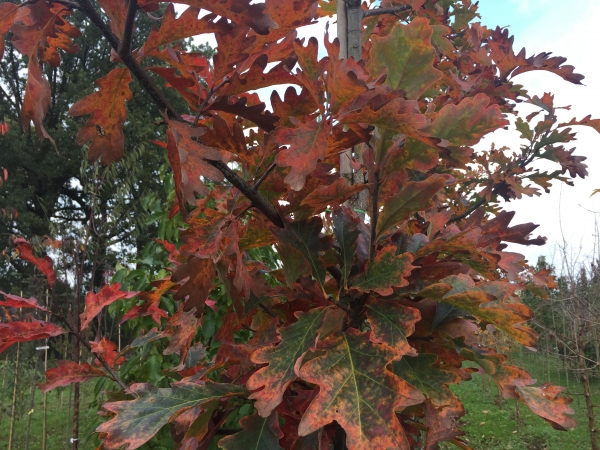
xmin=80 ymin=283 xmax=138 ymax=331
xmin=14 ymin=237 xmax=56 ymax=287
xmin=68 ymin=68 xmax=133 ymax=165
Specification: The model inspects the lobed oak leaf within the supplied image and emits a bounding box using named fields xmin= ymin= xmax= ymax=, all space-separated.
xmin=91 ymin=337 xmax=125 ymax=368
xmin=14 ymin=237 xmax=56 ymax=287
xmin=300 ymin=178 xmax=369 ymax=214
xmin=97 ymin=0 xmax=128 ymax=39
xmin=68 ymin=68 xmax=133 ymax=165
xmin=423 ymin=93 xmax=509 ymax=147
xmin=365 ymin=298 xmax=421 ymax=357
xmin=208 ymin=95 xmax=278 ymax=131
xmin=38 ymin=360 xmax=106 ymax=393
xmin=171 ymin=256 xmax=215 ymax=317
xmin=332 ymin=206 xmax=361 ymax=290
xmin=0 ymin=291 xmax=50 ymax=313
xmin=420 ymin=275 xmax=537 ymax=347
xmin=367 ymin=17 xmax=443 ymax=99
xmin=0 ymin=2 xmax=19 ymax=58
xmin=162 ymin=308 xmax=201 ymax=371
xmin=558 ymin=115 xmax=600 ymax=134
xmin=141 ymin=6 xmax=228 ymax=56
xmin=271 ymin=86 xmax=319 ymax=128
xmin=20 ymin=57 xmax=54 ymax=145
xmin=422 ymin=398 xmax=467 ymax=450
xmin=80 ymin=283 xmax=138 ymax=331
xmin=350 ymin=246 xmax=414 ymax=296
xmin=276 ymin=242 xmax=312 ymax=288
xmin=271 ymin=217 xmax=327 ymax=290
xmin=218 ymin=412 xmax=284 ymax=450
xmin=120 ymin=303 xmax=168 ymax=326
xmin=177 ymin=0 xmax=277 ymax=35
xmin=97 ymin=381 xmax=248 ymax=450
xmin=297 ymin=330 xmax=425 ymax=450
xmin=488 ymin=27 xmax=584 ymax=84
xmin=223 ymin=54 xmax=299 ymax=97
xmin=376 ymin=174 xmax=452 ymax=237
xmin=247 ymin=306 xmax=343 ymax=416
xmin=0 ymin=320 xmax=65 ymax=354
xmin=516 ymin=384 xmax=576 ymax=430
xmin=273 ymin=117 xmax=332 ymax=191
xmin=393 ymin=353 xmax=461 ymax=407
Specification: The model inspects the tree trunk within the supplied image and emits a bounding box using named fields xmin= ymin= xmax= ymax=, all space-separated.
xmin=578 ymin=335 xmax=599 ymax=450
xmin=8 ymin=342 xmax=21 ymax=450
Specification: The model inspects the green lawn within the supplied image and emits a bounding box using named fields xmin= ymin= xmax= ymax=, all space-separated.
xmin=442 ymin=351 xmax=599 ymax=450
xmin=1 ymin=351 xmax=598 ymax=449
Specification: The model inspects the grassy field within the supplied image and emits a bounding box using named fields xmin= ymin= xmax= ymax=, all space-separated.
xmin=1 ymin=350 xmax=598 ymax=449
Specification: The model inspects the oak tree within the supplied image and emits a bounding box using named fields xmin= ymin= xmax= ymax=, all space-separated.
xmin=2 ymin=0 xmax=600 ymax=449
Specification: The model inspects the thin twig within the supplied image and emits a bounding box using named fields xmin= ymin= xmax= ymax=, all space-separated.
xmin=192 ymin=77 xmax=231 ymax=128
xmin=369 ymin=169 xmax=380 ymax=262
xmin=118 ymin=0 xmax=138 ymax=57
xmin=253 ymin=163 xmax=277 ymax=190
xmin=363 ymin=5 xmax=412 ymax=17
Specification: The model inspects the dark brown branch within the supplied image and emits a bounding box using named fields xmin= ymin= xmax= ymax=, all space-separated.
xmin=369 ymin=169 xmax=380 ymax=262
xmin=118 ymin=0 xmax=138 ymax=57
xmin=363 ymin=5 xmax=412 ymax=17
xmin=253 ymin=163 xmax=276 ymax=190
xmin=206 ymin=160 xmax=284 ymax=228
xmin=448 ymin=183 xmax=503 ymax=224
xmin=49 ymin=0 xmax=80 ymax=9
xmin=192 ymin=77 xmax=231 ymax=128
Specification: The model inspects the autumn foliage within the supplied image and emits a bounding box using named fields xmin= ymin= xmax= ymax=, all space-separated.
xmin=2 ymin=0 xmax=600 ymax=448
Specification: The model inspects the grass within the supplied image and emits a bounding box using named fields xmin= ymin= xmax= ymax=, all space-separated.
xmin=1 ymin=350 xmax=599 ymax=449
xmin=441 ymin=350 xmax=600 ymax=450
xmin=0 ymin=383 xmax=100 ymax=450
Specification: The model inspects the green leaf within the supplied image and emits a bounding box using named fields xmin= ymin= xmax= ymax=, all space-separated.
xmin=422 ymin=93 xmax=508 ymax=147
xmin=272 ymin=217 xmax=327 ymax=291
xmin=368 ymin=17 xmax=442 ymax=99
xmin=247 ymin=306 xmax=343 ymax=417
xmin=376 ymin=174 xmax=451 ymax=237
xmin=350 ymin=246 xmax=414 ymax=296
xmin=96 ymin=381 xmax=247 ymax=450
xmin=332 ymin=207 xmax=360 ymax=290
xmin=365 ymin=298 xmax=421 ymax=356
xmin=392 ymin=353 xmax=460 ymax=407
xmin=297 ymin=330 xmax=424 ymax=449
xmin=219 ymin=412 xmax=284 ymax=450
xmin=276 ymin=242 xmax=311 ymax=288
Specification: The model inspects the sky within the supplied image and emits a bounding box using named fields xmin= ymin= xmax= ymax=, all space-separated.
xmin=190 ymin=1 xmax=600 ymax=270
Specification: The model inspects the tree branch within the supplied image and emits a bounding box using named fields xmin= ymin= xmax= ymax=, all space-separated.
xmin=206 ymin=160 xmax=284 ymax=228
xmin=76 ymin=0 xmax=285 ymax=228
xmin=118 ymin=0 xmax=138 ymax=57
xmin=363 ymin=5 xmax=412 ymax=18
xmin=369 ymin=169 xmax=380 ymax=261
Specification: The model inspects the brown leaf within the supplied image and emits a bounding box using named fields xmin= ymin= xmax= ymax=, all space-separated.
xmin=80 ymin=283 xmax=138 ymax=331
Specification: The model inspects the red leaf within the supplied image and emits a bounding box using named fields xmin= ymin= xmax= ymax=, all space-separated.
xmin=177 ymin=0 xmax=277 ymax=35
xmin=273 ymin=117 xmax=332 ymax=191
xmin=38 ymin=360 xmax=106 ymax=393
xmin=0 ymin=291 xmax=49 ymax=313
xmin=68 ymin=68 xmax=133 ymax=164
xmin=80 ymin=283 xmax=138 ymax=331
xmin=171 ymin=256 xmax=215 ymax=318
xmin=91 ymin=337 xmax=125 ymax=368
xmin=300 ymin=178 xmax=369 ymax=214
xmin=0 ymin=122 xmax=8 ymax=136
xmin=0 ymin=2 xmax=19 ymax=59
xmin=97 ymin=0 xmax=127 ymax=38
xmin=20 ymin=57 xmax=54 ymax=145
xmin=14 ymin=237 xmax=56 ymax=287
xmin=0 ymin=320 xmax=65 ymax=354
